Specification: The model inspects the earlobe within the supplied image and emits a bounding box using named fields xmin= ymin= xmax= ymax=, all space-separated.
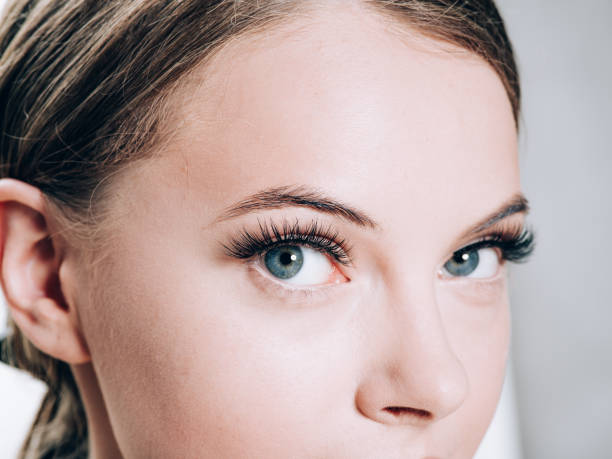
xmin=9 ymin=297 xmax=91 ymax=364
xmin=0 ymin=178 xmax=91 ymax=364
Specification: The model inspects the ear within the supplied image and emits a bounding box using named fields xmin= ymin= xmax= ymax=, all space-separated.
xmin=0 ymin=178 xmax=90 ymax=364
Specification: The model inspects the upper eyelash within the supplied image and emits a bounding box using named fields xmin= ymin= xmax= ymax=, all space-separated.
xmin=222 ymin=218 xmax=353 ymax=266
xmin=456 ymin=226 xmax=535 ymax=263
xmin=223 ymin=219 xmax=535 ymax=269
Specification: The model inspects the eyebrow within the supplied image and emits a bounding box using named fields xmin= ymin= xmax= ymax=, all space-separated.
xmin=215 ymin=185 xmax=378 ymax=228
xmin=468 ymin=193 xmax=530 ymax=234
xmin=215 ymin=185 xmax=529 ymax=233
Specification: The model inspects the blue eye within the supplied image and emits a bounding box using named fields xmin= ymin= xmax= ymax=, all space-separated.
xmin=264 ymin=245 xmax=304 ymax=279
xmin=444 ymin=250 xmax=479 ymax=276
xmin=262 ymin=244 xmax=337 ymax=285
xmin=442 ymin=247 xmax=500 ymax=278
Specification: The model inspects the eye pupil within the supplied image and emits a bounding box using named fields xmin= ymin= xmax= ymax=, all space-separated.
xmin=264 ymin=245 xmax=304 ymax=279
xmin=279 ymin=251 xmax=296 ymax=265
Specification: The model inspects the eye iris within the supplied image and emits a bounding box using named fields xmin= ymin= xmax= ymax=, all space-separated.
xmin=264 ymin=245 xmax=304 ymax=279
xmin=444 ymin=249 xmax=480 ymax=276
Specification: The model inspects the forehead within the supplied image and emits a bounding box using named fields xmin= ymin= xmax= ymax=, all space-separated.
xmin=140 ymin=2 xmax=518 ymax=233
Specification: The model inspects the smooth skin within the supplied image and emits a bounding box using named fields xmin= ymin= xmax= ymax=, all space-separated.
xmin=0 ymin=2 xmax=523 ymax=458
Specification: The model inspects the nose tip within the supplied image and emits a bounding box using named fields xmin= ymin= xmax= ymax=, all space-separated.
xmin=355 ymin=349 xmax=470 ymax=426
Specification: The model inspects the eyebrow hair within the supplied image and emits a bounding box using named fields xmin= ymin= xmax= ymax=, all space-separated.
xmin=216 ymin=185 xmax=529 ymax=234
xmin=468 ymin=193 xmax=530 ymax=234
xmin=215 ymin=185 xmax=378 ymax=228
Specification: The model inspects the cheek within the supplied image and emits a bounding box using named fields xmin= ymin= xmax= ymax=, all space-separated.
xmin=78 ymin=243 xmax=359 ymax=457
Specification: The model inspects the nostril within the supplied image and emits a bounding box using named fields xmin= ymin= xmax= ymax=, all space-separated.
xmin=384 ymin=406 xmax=432 ymax=420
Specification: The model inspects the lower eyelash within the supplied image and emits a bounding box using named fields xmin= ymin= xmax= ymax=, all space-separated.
xmin=222 ymin=218 xmax=353 ymax=266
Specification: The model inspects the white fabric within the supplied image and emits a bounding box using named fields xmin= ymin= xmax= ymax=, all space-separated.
xmin=0 ymin=362 xmax=46 ymax=458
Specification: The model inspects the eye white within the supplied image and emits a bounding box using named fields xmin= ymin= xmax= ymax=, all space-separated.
xmin=274 ymin=246 xmax=334 ymax=286
xmin=466 ymin=248 xmax=500 ymax=278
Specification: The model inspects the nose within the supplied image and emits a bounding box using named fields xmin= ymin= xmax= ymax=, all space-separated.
xmin=355 ymin=285 xmax=469 ymax=426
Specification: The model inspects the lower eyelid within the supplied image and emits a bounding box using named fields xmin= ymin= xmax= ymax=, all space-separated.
xmin=456 ymin=271 xmax=507 ymax=302
xmin=437 ymin=265 xmax=507 ymax=303
xmin=246 ymin=261 xmax=337 ymax=304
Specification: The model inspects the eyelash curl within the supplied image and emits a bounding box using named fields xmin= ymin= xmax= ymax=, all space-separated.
xmin=459 ymin=225 xmax=535 ymax=263
xmin=223 ymin=218 xmax=536 ymax=270
xmin=222 ymin=218 xmax=353 ymax=266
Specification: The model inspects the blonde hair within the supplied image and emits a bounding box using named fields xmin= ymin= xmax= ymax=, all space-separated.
xmin=0 ymin=0 xmax=520 ymax=457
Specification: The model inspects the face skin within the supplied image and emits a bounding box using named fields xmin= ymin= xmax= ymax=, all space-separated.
xmin=58 ymin=3 xmax=522 ymax=458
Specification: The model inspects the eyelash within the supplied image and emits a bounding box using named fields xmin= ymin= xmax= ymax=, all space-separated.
xmin=222 ymin=218 xmax=353 ymax=266
xmin=222 ymin=218 xmax=535 ymax=269
xmin=456 ymin=225 xmax=535 ymax=264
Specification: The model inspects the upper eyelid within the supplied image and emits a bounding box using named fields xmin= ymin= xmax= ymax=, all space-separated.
xmin=222 ymin=218 xmax=353 ymax=265
xmin=448 ymin=227 xmax=534 ymax=263
xmin=456 ymin=238 xmax=506 ymax=252
xmin=255 ymin=237 xmax=349 ymax=263
xmin=224 ymin=218 xmax=532 ymax=265
xmin=455 ymin=221 xmax=528 ymax=248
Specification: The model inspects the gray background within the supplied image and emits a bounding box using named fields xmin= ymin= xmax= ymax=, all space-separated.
xmin=498 ymin=0 xmax=612 ymax=458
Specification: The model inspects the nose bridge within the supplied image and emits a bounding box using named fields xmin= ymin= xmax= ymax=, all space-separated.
xmin=355 ymin=275 xmax=470 ymax=426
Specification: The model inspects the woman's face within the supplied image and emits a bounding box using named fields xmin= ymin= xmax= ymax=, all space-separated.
xmin=71 ymin=5 xmax=523 ymax=458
